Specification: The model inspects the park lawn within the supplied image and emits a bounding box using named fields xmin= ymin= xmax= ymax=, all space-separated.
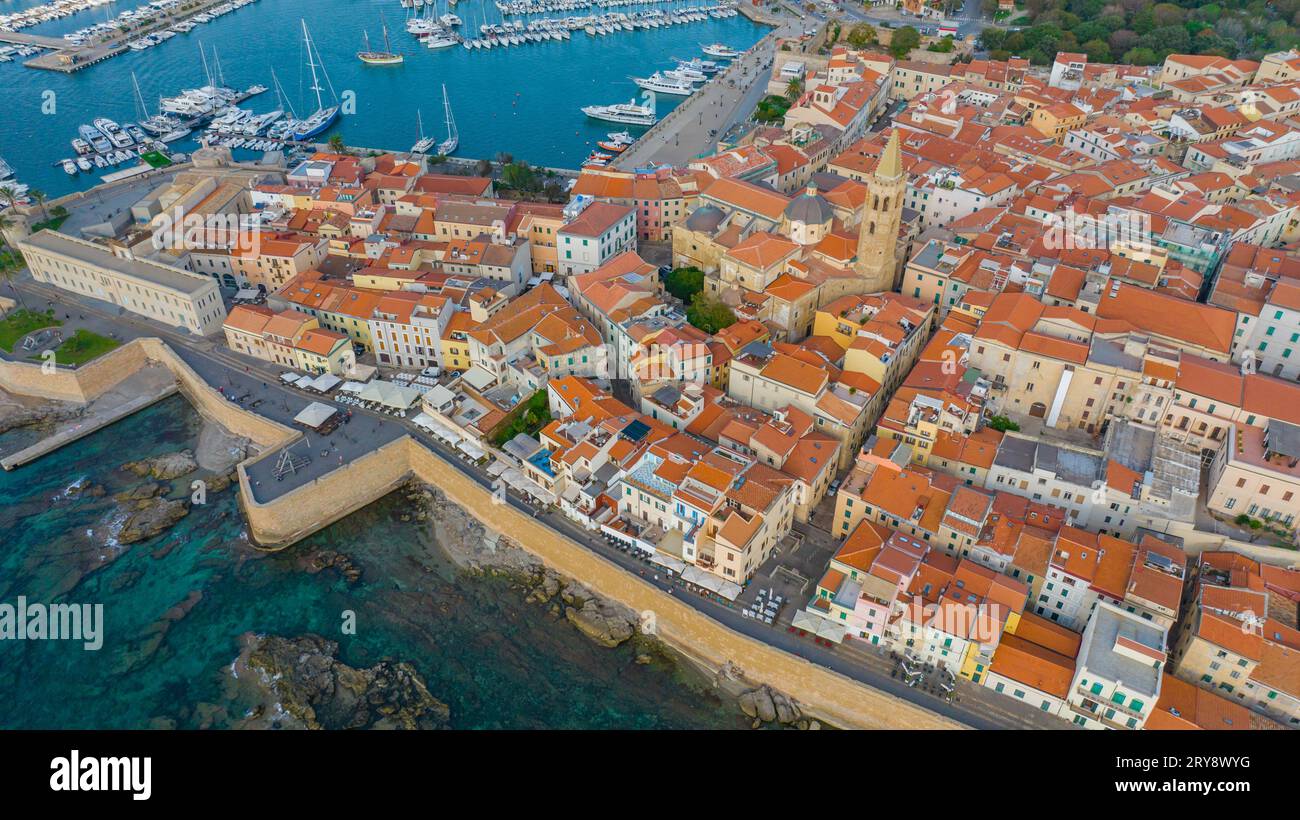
xmin=491 ymin=389 xmax=551 ymax=447
xmin=46 ymin=328 xmax=120 ymax=366
xmin=0 ymin=309 xmax=61 ymax=353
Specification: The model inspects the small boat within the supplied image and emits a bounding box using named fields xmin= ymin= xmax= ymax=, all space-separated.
xmin=71 ymin=138 xmax=92 ymax=155
xmin=76 ymin=157 xmax=92 ymax=172
xmin=597 ymin=131 xmax=634 ymax=153
xmin=62 ymin=159 xmax=78 ymax=175
xmin=93 ymin=154 xmax=108 ymax=168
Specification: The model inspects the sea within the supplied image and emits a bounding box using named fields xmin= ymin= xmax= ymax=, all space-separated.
xmin=0 ymin=0 xmax=766 ymax=196
xmin=0 ymin=395 xmax=750 ymax=728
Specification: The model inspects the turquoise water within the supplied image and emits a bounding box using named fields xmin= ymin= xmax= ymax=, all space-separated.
xmin=0 ymin=395 xmax=748 ymax=728
xmin=0 ymin=0 xmax=765 ymax=196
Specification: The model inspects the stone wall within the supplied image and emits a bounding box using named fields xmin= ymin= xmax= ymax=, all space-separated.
xmin=0 ymin=339 xmax=150 ymax=403
xmin=0 ymin=337 xmax=296 ymax=448
xmin=238 ymin=436 xmax=412 ymax=549
xmin=131 ymin=338 xmax=295 ymax=448
xmin=241 ymin=435 xmax=966 ymax=730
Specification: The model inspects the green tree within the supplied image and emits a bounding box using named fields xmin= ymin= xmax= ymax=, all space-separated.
xmin=686 ymin=293 xmax=736 ymax=334
xmin=326 ymin=133 xmax=346 ymax=153
xmin=28 ymin=190 xmax=48 ymax=224
xmin=1081 ymin=38 xmax=1112 ymax=62
xmin=1123 ymin=46 xmax=1159 ymax=65
xmin=665 ymin=267 xmax=705 ymax=302
xmin=501 ymin=161 xmax=541 ymax=193
xmin=889 ymin=26 xmax=921 ymax=59
xmin=845 ymin=22 xmax=877 ymax=47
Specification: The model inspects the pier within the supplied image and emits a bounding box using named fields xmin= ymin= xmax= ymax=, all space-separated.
xmin=20 ymin=0 xmax=260 ymax=73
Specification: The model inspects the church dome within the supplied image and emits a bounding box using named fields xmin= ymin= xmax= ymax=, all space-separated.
xmin=685 ymin=204 xmax=726 ymax=233
xmin=784 ymin=186 xmax=833 ymax=226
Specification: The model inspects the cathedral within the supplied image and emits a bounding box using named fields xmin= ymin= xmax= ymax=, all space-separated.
xmin=686 ymin=130 xmax=909 ymax=341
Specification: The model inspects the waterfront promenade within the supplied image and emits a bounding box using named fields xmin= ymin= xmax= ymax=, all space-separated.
xmin=613 ymin=22 xmax=796 ymax=169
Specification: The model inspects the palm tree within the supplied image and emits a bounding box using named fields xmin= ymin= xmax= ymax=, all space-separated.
xmin=785 ymin=77 xmax=804 ymax=102
xmin=29 ymin=190 xmax=48 ymax=225
xmin=0 ymin=212 xmax=27 ymax=309
xmin=327 ymin=134 xmax=346 ymax=154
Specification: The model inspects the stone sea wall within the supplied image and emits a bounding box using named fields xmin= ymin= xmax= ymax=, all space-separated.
xmin=0 ymin=337 xmax=151 ymax=403
xmin=240 ymin=436 xmax=965 ymax=730
xmin=0 ymin=337 xmax=295 ymax=448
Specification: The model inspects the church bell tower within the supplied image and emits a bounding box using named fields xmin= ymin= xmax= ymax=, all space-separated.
xmin=854 ymin=130 xmax=906 ymax=292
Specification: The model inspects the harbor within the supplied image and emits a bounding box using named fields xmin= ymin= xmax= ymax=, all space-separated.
xmin=0 ymin=0 xmax=767 ymax=197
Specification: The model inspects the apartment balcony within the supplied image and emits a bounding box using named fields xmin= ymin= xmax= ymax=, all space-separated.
xmin=1074 ymin=686 xmax=1146 ymax=721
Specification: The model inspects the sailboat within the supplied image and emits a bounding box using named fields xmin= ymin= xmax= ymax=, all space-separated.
xmin=292 ymin=20 xmax=341 ymax=141
xmin=437 ymin=84 xmax=458 ymax=156
xmin=358 ymin=18 xmax=403 ymax=65
xmin=411 ymin=110 xmax=436 ymax=154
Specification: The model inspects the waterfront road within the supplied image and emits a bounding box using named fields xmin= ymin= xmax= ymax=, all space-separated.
xmin=9 ymin=274 xmax=1069 ymax=730
xmin=613 ymin=23 xmax=796 ymax=170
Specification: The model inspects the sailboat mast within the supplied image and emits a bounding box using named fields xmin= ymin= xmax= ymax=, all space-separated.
xmin=303 ymin=20 xmax=324 ymax=112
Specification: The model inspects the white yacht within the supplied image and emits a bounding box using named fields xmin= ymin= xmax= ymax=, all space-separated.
xmin=632 ymin=72 xmax=696 ymax=96
xmin=581 ymin=99 xmax=655 ymax=126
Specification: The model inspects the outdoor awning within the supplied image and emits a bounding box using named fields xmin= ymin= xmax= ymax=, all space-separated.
xmin=487 ymin=460 xmax=509 ymax=477
xmin=790 ymin=609 xmax=848 ymax=644
xmin=310 ymin=373 xmax=341 ymax=392
xmin=457 ymin=440 xmax=487 ymax=461
xmin=462 ymin=366 xmax=496 ymax=391
xmin=279 ymin=372 xmax=299 ymax=384
xmin=293 ymin=401 xmax=338 ymax=430
xmin=358 ymin=380 xmax=424 ymax=410
xmin=649 ymin=552 xmax=688 ymax=574
xmin=339 ymin=381 xmax=366 ymax=394
xmin=680 ymin=566 xmax=742 ymax=601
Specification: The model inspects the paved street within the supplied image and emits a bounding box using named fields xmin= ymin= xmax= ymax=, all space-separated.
xmin=839 ymin=0 xmax=993 ymax=38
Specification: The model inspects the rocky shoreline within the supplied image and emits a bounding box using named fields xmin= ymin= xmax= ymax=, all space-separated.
xmin=0 ymin=388 xmax=84 ymax=436
xmin=402 ymin=482 xmax=827 ymax=729
xmin=228 ymin=633 xmax=451 ymax=730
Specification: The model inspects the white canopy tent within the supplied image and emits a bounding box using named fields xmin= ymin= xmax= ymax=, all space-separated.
xmin=680 ymin=566 xmax=742 ymax=601
xmin=293 ymin=401 xmax=339 ymax=430
xmin=790 ymin=610 xmax=848 ymax=644
xmin=357 ymin=380 xmax=424 ymax=410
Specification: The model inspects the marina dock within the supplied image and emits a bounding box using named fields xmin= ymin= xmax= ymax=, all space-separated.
xmin=20 ymin=0 xmax=260 ymax=73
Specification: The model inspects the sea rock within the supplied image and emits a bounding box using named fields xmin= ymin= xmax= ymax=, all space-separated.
xmin=296 ymin=547 xmax=363 ymax=585
xmin=115 ymin=482 xmax=163 ymax=502
xmin=0 ymin=400 xmax=83 ymax=435
xmin=564 ymin=599 xmax=635 ymax=648
xmin=738 ymin=685 xmax=800 ymax=725
xmin=118 ymin=496 xmax=189 ymax=544
xmin=121 ymin=450 xmax=199 ymax=481
xmin=235 ymin=633 xmax=450 ymax=730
